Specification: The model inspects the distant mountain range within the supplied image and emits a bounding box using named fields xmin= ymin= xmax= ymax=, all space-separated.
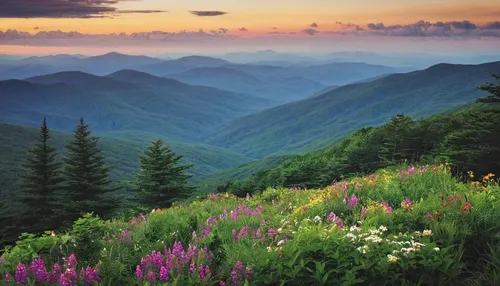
xmin=204 ymin=61 xmax=500 ymax=158
xmin=0 ymin=70 xmax=274 ymax=140
xmin=0 ymin=52 xmax=410 ymax=102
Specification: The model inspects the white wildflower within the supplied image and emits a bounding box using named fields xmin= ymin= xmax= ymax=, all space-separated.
xmin=387 ymin=254 xmax=398 ymax=262
xmin=423 ymin=229 xmax=432 ymax=236
xmin=346 ymin=233 xmax=357 ymax=240
xmin=433 ymin=247 xmax=440 ymax=252
xmin=379 ymin=225 xmax=388 ymax=232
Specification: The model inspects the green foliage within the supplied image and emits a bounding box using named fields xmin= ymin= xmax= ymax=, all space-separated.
xmin=16 ymin=118 xmax=64 ymax=234
xmin=477 ymin=74 xmax=500 ymax=103
xmin=61 ymin=118 xmax=120 ymax=223
xmin=133 ymin=140 xmax=195 ymax=209
xmin=225 ymin=102 xmax=500 ymax=196
xmin=2 ymin=164 xmax=498 ymax=285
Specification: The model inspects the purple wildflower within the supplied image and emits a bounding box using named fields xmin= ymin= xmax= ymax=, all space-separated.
xmin=327 ymin=212 xmax=344 ymax=229
xmin=59 ymin=273 xmax=72 ymax=286
xmin=220 ymin=281 xmax=226 ymax=286
xmin=159 ymin=266 xmax=169 ymax=282
xmin=200 ymin=226 xmax=212 ymax=239
xmin=135 ymin=265 xmax=144 ymax=279
xmin=268 ymin=228 xmax=277 ymax=237
xmin=206 ymin=216 xmax=216 ymax=225
xmin=189 ymin=259 xmax=195 ymax=275
xmin=83 ymin=266 xmax=100 ymax=285
xmin=15 ymin=262 xmax=28 ymax=284
xmin=5 ymin=272 xmax=11 ymax=282
xmin=147 ymin=271 xmax=156 ymax=284
xmin=119 ymin=229 xmax=131 ymax=241
xmin=51 ymin=263 xmax=61 ymax=283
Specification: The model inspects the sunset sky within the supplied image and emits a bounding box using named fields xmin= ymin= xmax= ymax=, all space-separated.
xmin=1 ymin=0 xmax=499 ymax=55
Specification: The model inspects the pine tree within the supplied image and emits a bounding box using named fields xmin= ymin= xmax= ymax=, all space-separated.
xmin=477 ymin=74 xmax=500 ymax=103
xmin=378 ymin=114 xmax=413 ymax=164
xmin=17 ymin=117 xmax=63 ymax=233
xmin=133 ymin=140 xmax=194 ymax=209
xmin=62 ymin=118 xmax=118 ymax=222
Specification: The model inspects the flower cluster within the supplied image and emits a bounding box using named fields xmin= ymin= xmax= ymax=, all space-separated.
xmin=401 ymin=197 xmax=414 ymax=212
xmin=135 ymin=242 xmax=213 ymax=283
xmin=128 ymin=213 xmax=147 ymax=225
xmin=7 ymin=254 xmax=99 ymax=285
xmin=327 ymin=212 xmax=344 ymax=229
xmin=344 ymin=194 xmax=359 ymax=208
xmin=226 ymin=261 xmax=252 ymax=286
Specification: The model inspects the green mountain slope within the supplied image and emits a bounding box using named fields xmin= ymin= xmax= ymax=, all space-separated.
xmin=0 ymin=71 xmax=274 ymax=141
xmin=216 ymin=101 xmax=500 ymax=196
xmin=0 ymin=123 xmax=252 ymax=196
xmin=204 ymin=61 xmax=500 ymax=158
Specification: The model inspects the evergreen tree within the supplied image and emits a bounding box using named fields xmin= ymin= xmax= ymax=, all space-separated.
xmin=17 ymin=117 xmax=63 ymax=233
xmin=378 ymin=114 xmax=413 ymax=164
xmin=62 ymin=118 xmax=118 ymax=222
xmin=133 ymin=140 xmax=194 ymax=209
xmin=477 ymin=74 xmax=500 ymax=103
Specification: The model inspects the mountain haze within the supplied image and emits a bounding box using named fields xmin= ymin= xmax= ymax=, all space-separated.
xmin=204 ymin=61 xmax=500 ymax=157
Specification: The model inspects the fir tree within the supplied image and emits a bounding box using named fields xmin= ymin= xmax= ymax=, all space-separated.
xmin=18 ymin=117 xmax=63 ymax=233
xmin=477 ymin=74 xmax=500 ymax=103
xmin=62 ymin=118 xmax=118 ymax=222
xmin=133 ymin=140 xmax=194 ymax=209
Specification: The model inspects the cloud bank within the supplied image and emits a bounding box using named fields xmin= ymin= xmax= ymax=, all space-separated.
xmin=0 ymin=0 xmax=166 ymax=18
xmin=361 ymin=20 xmax=500 ymax=37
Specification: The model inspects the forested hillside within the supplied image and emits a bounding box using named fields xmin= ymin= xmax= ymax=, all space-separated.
xmin=205 ymin=62 xmax=500 ymax=157
xmin=0 ymin=123 xmax=251 ymax=195
xmin=201 ymin=101 xmax=500 ymax=196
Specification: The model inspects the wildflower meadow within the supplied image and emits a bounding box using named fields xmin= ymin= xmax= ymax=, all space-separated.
xmin=1 ymin=164 xmax=499 ymax=285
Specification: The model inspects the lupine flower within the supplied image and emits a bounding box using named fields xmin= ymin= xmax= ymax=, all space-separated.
xmin=15 ymin=262 xmax=28 ymax=284
xmin=344 ymin=194 xmax=359 ymax=208
xmin=51 ymin=264 xmax=61 ymax=283
xmin=206 ymin=216 xmax=216 ymax=225
xmin=327 ymin=212 xmax=344 ymax=229
xmin=147 ymin=271 xmax=156 ymax=284
xmin=65 ymin=268 xmax=78 ymax=284
xmin=135 ymin=265 xmax=144 ymax=279
xmin=159 ymin=266 xmax=169 ymax=281
xmin=63 ymin=254 xmax=77 ymax=269
xmin=83 ymin=266 xmax=100 ymax=285
xmin=0 ymin=257 xmax=4 ymax=263
xmin=200 ymin=226 xmax=212 ymax=239
xmin=60 ymin=273 xmax=73 ymax=286
xmin=189 ymin=259 xmax=195 ymax=275
xmin=119 ymin=229 xmax=131 ymax=241
xmin=220 ymin=281 xmax=226 ymax=286
xmin=5 ymin=272 xmax=11 ymax=282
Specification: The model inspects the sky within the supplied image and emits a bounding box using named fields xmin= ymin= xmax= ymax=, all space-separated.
xmin=0 ymin=0 xmax=499 ymax=55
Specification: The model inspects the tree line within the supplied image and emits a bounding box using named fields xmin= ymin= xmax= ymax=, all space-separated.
xmin=0 ymin=118 xmax=193 ymax=246
xmin=219 ymin=76 xmax=500 ymax=196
